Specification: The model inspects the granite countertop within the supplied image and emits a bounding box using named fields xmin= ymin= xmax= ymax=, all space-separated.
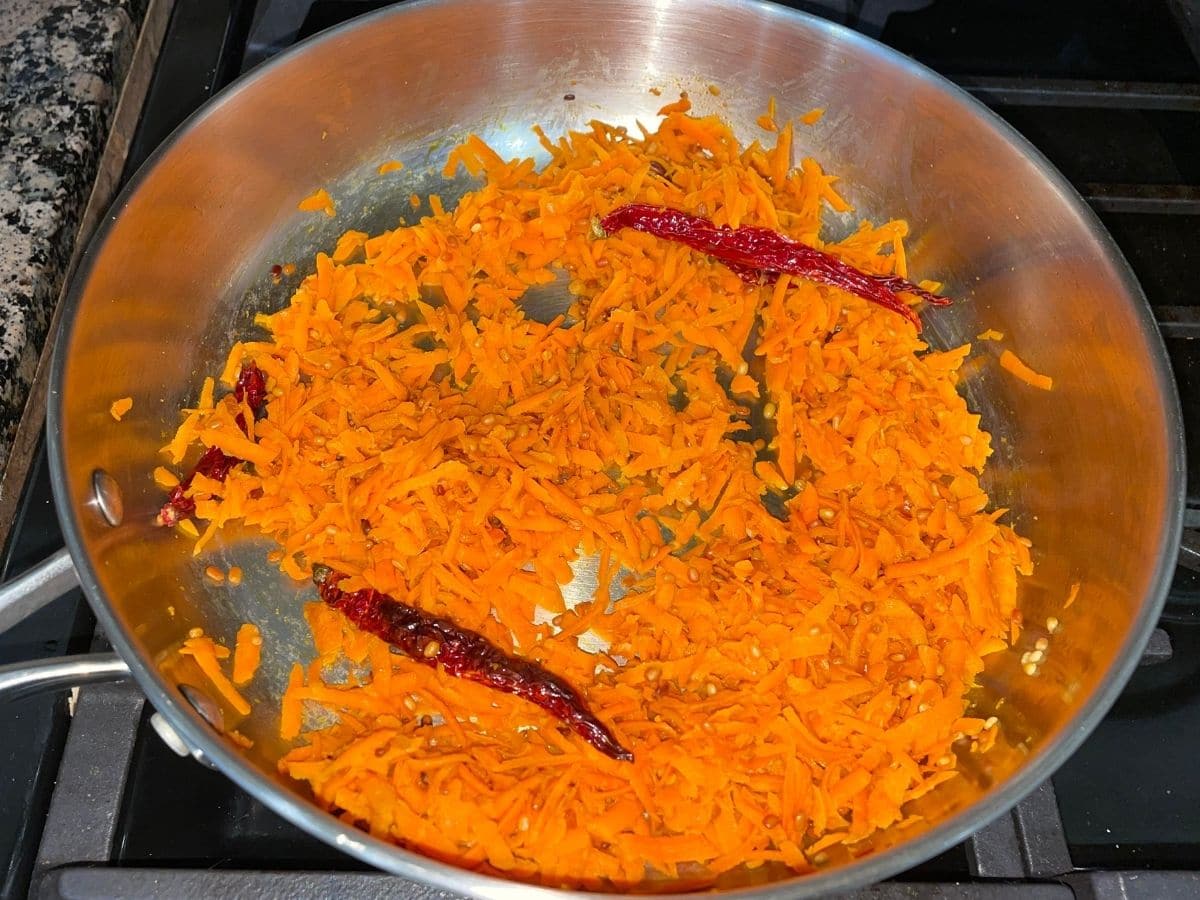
xmin=0 ymin=0 xmax=149 ymax=478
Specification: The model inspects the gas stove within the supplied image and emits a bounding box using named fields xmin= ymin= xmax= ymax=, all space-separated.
xmin=2 ymin=1 xmax=1200 ymax=897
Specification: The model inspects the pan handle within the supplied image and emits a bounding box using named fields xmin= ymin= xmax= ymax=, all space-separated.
xmin=0 ymin=653 xmax=130 ymax=702
xmin=0 ymin=548 xmax=80 ymax=634
xmin=0 ymin=553 xmax=132 ymax=704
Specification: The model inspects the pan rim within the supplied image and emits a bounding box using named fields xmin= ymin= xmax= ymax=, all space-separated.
xmin=46 ymin=0 xmax=1185 ymax=896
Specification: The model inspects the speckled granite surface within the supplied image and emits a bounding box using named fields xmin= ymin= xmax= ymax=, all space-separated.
xmin=0 ymin=0 xmax=149 ymax=468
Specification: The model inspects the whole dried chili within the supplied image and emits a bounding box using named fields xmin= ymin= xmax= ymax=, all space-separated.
xmin=599 ymin=203 xmax=951 ymax=330
xmin=311 ymin=565 xmax=633 ymax=762
xmin=157 ymin=363 xmax=267 ymax=527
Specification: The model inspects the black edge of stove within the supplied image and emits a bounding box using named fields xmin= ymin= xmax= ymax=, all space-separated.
xmin=123 ymin=0 xmax=257 ymax=176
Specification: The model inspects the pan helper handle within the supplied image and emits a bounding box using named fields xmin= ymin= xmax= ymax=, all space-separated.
xmin=0 ymin=549 xmax=132 ymax=703
xmin=0 ymin=547 xmax=80 ymax=634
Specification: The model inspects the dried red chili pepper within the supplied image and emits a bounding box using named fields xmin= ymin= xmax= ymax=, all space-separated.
xmin=599 ymin=203 xmax=951 ymax=330
xmin=156 ymin=363 xmax=268 ymax=527
xmin=311 ymin=565 xmax=633 ymax=762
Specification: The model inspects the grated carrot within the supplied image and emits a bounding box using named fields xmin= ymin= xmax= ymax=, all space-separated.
xmin=232 ymin=622 xmax=262 ymax=684
xmin=180 ymin=635 xmax=251 ymax=716
xmin=377 ymin=160 xmax=404 ymax=174
xmin=298 ymin=188 xmax=336 ymax=217
xmin=164 ymin=103 xmax=1032 ymax=888
xmin=153 ymin=466 xmax=179 ymax=488
xmin=976 ymin=329 xmax=1004 ymax=341
xmin=109 ymin=397 xmax=133 ymax=421
xmin=799 ymin=107 xmax=825 ymax=125
xmin=1064 ymin=581 xmax=1080 ymax=609
xmin=999 ymin=349 xmax=1053 ymax=390
xmin=757 ymin=95 xmax=778 ymax=132
xmin=656 ymin=92 xmax=691 ymax=116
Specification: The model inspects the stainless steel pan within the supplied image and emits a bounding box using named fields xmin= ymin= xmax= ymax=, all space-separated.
xmin=0 ymin=0 xmax=1184 ymax=895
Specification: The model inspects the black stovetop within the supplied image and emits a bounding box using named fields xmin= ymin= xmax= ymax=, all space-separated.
xmin=3 ymin=1 xmax=1200 ymax=898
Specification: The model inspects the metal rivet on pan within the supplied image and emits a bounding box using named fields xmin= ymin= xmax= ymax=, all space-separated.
xmin=148 ymin=711 xmax=191 ymax=757
xmin=180 ymin=683 xmax=225 ymax=733
xmin=90 ymin=469 xmax=124 ymax=526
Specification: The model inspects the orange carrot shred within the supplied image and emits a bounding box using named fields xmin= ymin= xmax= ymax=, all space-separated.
xmin=999 ymin=349 xmax=1053 ymax=390
xmin=232 ymin=623 xmax=262 ymax=685
xmin=298 ymin=188 xmax=336 ymax=217
xmin=109 ymin=397 xmax=133 ymax=421
xmin=180 ymin=635 xmax=251 ymax=716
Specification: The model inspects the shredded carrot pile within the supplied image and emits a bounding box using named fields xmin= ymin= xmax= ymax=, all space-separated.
xmin=163 ymin=106 xmax=1031 ymax=887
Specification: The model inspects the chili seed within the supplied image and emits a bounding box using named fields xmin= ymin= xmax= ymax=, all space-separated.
xmin=423 ymin=641 xmax=441 ymax=659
